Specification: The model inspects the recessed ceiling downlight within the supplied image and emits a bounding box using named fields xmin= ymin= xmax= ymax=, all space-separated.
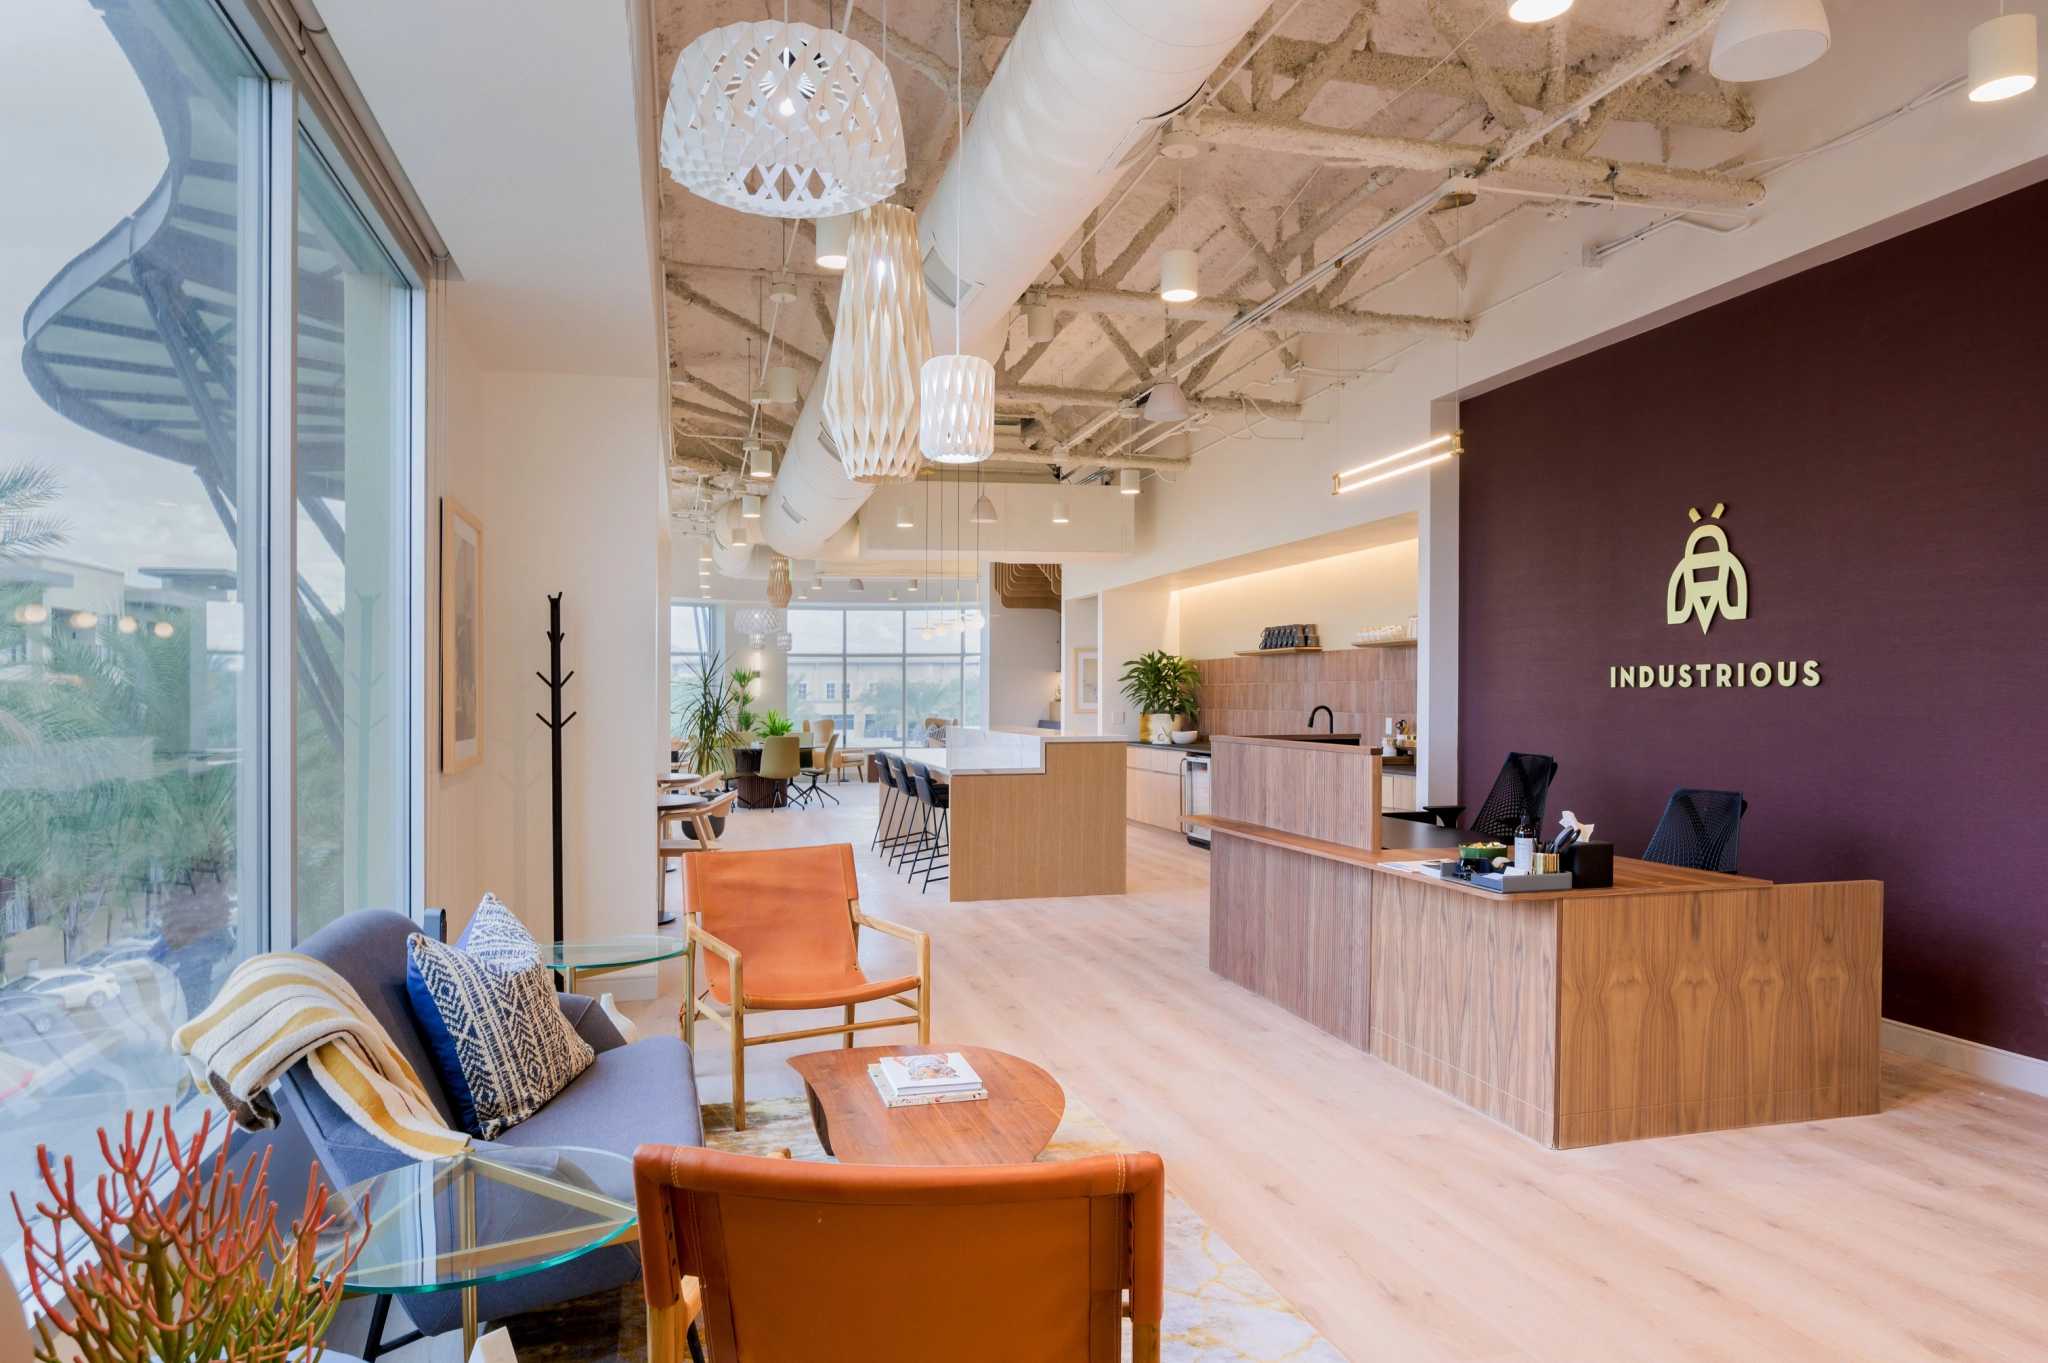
xmin=1709 ymin=0 xmax=1831 ymax=83
xmin=1508 ymin=0 xmax=1572 ymax=23
xmin=1970 ymin=13 xmax=2037 ymax=102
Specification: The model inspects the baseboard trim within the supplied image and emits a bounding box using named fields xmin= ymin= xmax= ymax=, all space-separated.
xmin=1883 ymin=1018 xmax=2048 ymax=1098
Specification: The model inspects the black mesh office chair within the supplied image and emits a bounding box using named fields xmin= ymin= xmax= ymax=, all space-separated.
xmin=1642 ymin=788 xmax=1747 ymax=874
xmin=1466 ymin=753 xmax=1559 ymax=841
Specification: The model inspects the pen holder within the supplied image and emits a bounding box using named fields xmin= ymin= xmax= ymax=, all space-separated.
xmin=1559 ymin=840 xmax=1613 ymax=889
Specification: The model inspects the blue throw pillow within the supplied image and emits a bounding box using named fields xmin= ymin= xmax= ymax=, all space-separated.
xmin=406 ymin=894 xmax=593 ymax=1139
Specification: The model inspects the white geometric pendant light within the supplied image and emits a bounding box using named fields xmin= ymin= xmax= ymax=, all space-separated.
xmin=822 ymin=204 xmax=933 ymax=483
xmin=661 ymin=21 xmax=906 ymax=218
xmin=919 ymin=354 xmax=995 ymax=462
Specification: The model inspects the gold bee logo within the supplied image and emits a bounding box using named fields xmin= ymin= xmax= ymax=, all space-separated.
xmin=1666 ymin=503 xmax=1748 ymax=634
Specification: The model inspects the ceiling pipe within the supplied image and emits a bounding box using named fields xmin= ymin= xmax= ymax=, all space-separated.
xmin=759 ymin=0 xmax=1276 ymax=559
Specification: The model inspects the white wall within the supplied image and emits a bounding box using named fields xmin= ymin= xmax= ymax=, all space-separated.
xmin=989 ymin=588 xmax=1061 ymax=729
xmin=1173 ymin=541 xmax=1417 ymax=660
xmin=1059 ymin=594 xmax=1099 ymax=733
xmin=428 ymin=314 xmax=665 ymax=942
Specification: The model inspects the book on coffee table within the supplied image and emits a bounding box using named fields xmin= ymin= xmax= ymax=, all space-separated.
xmin=870 ymin=1052 xmax=988 ymax=1107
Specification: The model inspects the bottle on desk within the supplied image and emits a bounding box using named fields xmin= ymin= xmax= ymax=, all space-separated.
xmin=1513 ymin=811 xmax=1537 ymax=873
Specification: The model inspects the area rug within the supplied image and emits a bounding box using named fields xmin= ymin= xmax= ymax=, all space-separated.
xmin=700 ymin=1096 xmax=1349 ymax=1363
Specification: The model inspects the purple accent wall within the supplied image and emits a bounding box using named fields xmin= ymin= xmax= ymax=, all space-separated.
xmin=1459 ymin=177 xmax=2048 ymax=1062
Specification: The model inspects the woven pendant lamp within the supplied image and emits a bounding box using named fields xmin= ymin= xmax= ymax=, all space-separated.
xmin=822 ymin=204 xmax=932 ymax=484
xmin=919 ymin=354 xmax=995 ymax=462
xmin=767 ymin=554 xmax=793 ymax=608
xmin=661 ymin=21 xmax=906 ymax=218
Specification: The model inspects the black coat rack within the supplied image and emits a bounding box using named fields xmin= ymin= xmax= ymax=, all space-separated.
xmin=535 ymin=594 xmax=575 ymax=944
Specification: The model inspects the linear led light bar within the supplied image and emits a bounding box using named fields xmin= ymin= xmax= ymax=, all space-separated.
xmin=1333 ymin=431 xmax=1462 ymax=495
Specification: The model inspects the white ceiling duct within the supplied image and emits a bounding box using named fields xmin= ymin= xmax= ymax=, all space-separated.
xmin=759 ymin=0 xmax=1274 ymax=560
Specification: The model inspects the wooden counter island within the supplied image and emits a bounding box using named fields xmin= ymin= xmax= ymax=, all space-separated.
xmin=1198 ymin=736 xmax=1884 ymax=1149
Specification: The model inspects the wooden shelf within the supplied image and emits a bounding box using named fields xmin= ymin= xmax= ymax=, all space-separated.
xmin=1235 ymin=646 xmax=1324 ymax=655
xmin=1351 ymin=638 xmax=1418 ymax=648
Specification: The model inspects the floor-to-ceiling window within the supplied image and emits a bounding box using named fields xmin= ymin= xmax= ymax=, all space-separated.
xmin=786 ymin=606 xmax=982 ymax=748
xmin=669 ymin=602 xmax=715 ymax=737
xmin=2 ymin=0 xmax=421 ymax=1275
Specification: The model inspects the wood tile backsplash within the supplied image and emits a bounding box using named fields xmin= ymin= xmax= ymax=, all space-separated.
xmin=1194 ymin=647 xmax=1417 ymax=740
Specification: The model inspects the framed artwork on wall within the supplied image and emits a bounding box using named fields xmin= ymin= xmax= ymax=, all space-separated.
xmin=1073 ymin=648 xmax=1099 ymax=713
xmin=440 ymin=497 xmax=483 ymax=773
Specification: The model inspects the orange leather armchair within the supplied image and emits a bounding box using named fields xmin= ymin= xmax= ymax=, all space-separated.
xmin=634 ymin=1145 xmax=1165 ymax=1363
xmin=681 ymin=843 xmax=929 ymax=1129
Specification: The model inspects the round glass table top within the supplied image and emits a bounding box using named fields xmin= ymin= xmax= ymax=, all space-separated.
xmin=317 ymin=1146 xmax=636 ymax=1294
xmin=543 ymin=934 xmax=689 ymax=972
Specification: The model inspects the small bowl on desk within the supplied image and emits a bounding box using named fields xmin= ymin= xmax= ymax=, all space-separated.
xmin=1170 ymin=731 xmax=1198 ymax=746
xmin=1458 ymin=842 xmax=1506 ymax=869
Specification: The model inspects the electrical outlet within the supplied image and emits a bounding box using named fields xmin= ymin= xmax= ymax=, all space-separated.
xmin=1114 ymin=710 xmax=1127 ymax=726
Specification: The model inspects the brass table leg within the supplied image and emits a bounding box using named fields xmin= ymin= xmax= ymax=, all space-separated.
xmin=459 ymin=1161 xmax=478 ymax=1357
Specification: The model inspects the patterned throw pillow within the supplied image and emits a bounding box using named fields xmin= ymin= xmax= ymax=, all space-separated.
xmin=405 ymin=894 xmax=593 ymax=1139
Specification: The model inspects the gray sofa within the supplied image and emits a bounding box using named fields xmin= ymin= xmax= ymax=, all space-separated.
xmin=275 ymin=909 xmax=701 ymax=1342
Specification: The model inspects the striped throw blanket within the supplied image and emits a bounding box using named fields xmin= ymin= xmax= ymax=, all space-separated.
xmin=174 ymin=953 xmax=469 ymax=1161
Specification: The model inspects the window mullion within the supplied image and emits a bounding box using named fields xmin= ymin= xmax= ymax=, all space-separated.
xmin=264 ymin=77 xmax=298 ymax=952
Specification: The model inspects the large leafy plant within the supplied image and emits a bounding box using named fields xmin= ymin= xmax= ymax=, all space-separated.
xmin=758 ymin=709 xmax=795 ymax=737
xmin=1118 ymin=651 xmax=1202 ymax=718
xmin=677 ymin=650 xmax=750 ymax=776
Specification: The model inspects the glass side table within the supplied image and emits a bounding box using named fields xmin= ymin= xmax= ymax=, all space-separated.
xmin=545 ymin=934 xmax=691 ymax=1036
xmin=316 ymin=1146 xmax=635 ymax=1358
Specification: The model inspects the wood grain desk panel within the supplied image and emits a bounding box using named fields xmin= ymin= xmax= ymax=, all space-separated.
xmin=948 ymin=740 xmax=1127 ymax=901
xmin=1210 ymin=834 xmax=1375 ymax=1049
xmin=1209 ymin=738 xmax=1382 ymax=851
xmin=1368 ymin=874 xmax=1558 ymax=1144
xmin=1554 ymin=879 xmax=1883 ymax=1148
xmin=1202 ymin=818 xmax=1883 ymax=1148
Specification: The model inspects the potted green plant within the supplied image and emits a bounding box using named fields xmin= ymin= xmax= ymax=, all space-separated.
xmin=1118 ymin=650 xmax=1202 ymax=743
xmin=679 ymin=650 xmax=751 ymax=776
xmin=13 ymin=1107 xmax=362 ymax=1363
xmin=758 ymin=709 xmax=795 ymax=737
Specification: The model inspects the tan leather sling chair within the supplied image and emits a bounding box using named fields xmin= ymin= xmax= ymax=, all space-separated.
xmin=681 ymin=843 xmax=929 ymax=1129
xmin=634 ymin=1145 xmax=1166 ymax=1362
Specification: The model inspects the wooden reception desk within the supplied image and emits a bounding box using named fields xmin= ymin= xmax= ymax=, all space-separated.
xmin=1197 ymin=737 xmax=1883 ymax=1148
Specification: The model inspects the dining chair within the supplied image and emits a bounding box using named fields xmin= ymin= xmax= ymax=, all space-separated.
xmin=633 ymin=1146 xmax=1166 ymax=1363
xmin=791 ymin=733 xmax=840 ymax=807
xmin=756 ymin=735 xmax=802 ymax=809
xmin=1466 ymin=752 xmax=1559 ymax=841
xmin=1642 ymin=788 xmax=1747 ymax=874
xmin=658 ymin=789 xmax=739 ymax=922
xmin=832 ymin=743 xmax=866 ymax=783
xmin=680 ymin=843 xmax=929 ymax=1130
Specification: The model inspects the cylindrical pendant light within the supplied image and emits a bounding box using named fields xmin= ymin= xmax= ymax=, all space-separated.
xmin=732 ymin=520 xmax=749 ymax=547
xmin=1970 ymin=13 xmax=2037 ymax=102
xmin=814 ymin=213 xmax=852 ymax=269
xmin=750 ymin=383 xmax=771 ymax=405
xmin=1159 ymin=249 xmax=1200 ymax=304
xmin=1508 ymin=0 xmax=1572 ymax=22
xmin=971 ymin=494 xmax=998 ymax=523
xmin=766 ymin=366 xmax=800 ymax=404
xmin=849 ymin=578 xmax=865 ymax=591
xmin=742 ymin=494 xmax=762 ymax=519
xmin=1051 ymin=500 xmax=1070 ymax=524
xmin=768 ymin=269 xmax=798 ymax=305
xmin=908 ymin=579 xmax=920 ymax=593
xmin=661 ymin=21 xmax=906 ymax=218
xmin=745 ymin=442 xmax=773 ymax=478
xmin=1119 ymin=468 xmax=1141 ymax=495
xmin=888 ymin=587 xmax=898 ymax=601
xmin=1024 ymin=291 xmax=1054 ymax=343
xmin=920 ymin=354 xmax=996 ymax=462
xmin=895 ymin=504 xmax=913 ymax=528
xmin=1709 ymin=0 xmax=1831 ymax=82
xmin=822 ymin=204 xmax=933 ymax=483
xmin=699 ymin=544 xmax=714 ymax=563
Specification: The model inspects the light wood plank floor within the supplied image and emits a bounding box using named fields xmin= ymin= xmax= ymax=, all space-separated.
xmin=622 ymin=782 xmax=2048 ymax=1363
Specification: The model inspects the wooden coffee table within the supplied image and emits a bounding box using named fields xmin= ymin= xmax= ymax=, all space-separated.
xmin=786 ymin=1044 xmax=1064 ymax=1165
